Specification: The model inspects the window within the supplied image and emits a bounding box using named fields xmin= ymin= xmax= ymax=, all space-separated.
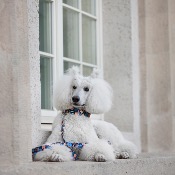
xmin=39 ymin=0 xmax=103 ymax=126
xmin=39 ymin=0 xmax=56 ymax=121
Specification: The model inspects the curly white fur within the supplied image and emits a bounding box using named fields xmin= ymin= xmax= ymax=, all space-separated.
xmin=34 ymin=66 xmax=137 ymax=162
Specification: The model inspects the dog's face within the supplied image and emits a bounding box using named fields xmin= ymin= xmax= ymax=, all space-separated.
xmin=71 ymin=76 xmax=92 ymax=108
xmin=54 ymin=66 xmax=113 ymax=114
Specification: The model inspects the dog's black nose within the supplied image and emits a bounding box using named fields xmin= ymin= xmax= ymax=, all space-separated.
xmin=72 ymin=96 xmax=80 ymax=103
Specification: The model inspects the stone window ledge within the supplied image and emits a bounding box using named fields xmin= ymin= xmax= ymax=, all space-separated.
xmin=1 ymin=155 xmax=175 ymax=175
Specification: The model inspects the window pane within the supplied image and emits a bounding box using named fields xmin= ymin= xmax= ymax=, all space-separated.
xmin=64 ymin=61 xmax=80 ymax=73
xmin=63 ymin=0 xmax=79 ymax=8
xmin=40 ymin=56 xmax=53 ymax=110
xmin=83 ymin=66 xmax=93 ymax=76
xmin=82 ymin=15 xmax=96 ymax=64
xmin=82 ymin=0 xmax=96 ymax=15
xmin=63 ymin=8 xmax=79 ymax=60
xmin=39 ymin=0 xmax=52 ymax=53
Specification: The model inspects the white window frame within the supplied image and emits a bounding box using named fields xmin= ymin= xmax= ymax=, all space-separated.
xmin=40 ymin=0 xmax=103 ymax=130
xmin=40 ymin=0 xmax=57 ymax=125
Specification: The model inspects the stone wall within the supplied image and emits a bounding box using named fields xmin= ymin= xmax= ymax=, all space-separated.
xmin=168 ymin=0 xmax=175 ymax=151
xmin=103 ymin=0 xmax=134 ymax=132
xmin=0 ymin=0 xmax=32 ymax=164
xmin=139 ymin=0 xmax=175 ymax=152
xmin=27 ymin=0 xmax=51 ymax=148
xmin=102 ymin=0 xmax=140 ymax=150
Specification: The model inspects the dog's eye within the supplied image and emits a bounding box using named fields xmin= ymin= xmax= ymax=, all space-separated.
xmin=73 ymin=86 xmax=77 ymax=90
xmin=84 ymin=87 xmax=89 ymax=92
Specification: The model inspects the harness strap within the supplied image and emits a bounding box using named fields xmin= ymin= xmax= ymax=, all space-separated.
xmin=32 ymin=107 xmax=90 ymax=161
xmin=32 ymin=144 xmax=52 ymax=160
xmin=32 ymin=142 xmax=85 ymax=160
xmin=61 ymin=107 xmax=89 ymax=160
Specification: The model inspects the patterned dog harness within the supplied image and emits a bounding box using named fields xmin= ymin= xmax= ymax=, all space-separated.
xmin=32 ymin=107 xmax=91 ymax=160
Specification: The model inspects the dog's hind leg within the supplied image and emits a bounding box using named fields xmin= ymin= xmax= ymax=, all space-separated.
xmin=114 ymin=140 xmax=138 ymax=159
xmin=79 ymin=139 xmax=115 ymax=162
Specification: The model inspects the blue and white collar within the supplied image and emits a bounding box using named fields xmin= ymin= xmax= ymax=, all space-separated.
xmin=62 ymin=107 xmax=91 ymax=118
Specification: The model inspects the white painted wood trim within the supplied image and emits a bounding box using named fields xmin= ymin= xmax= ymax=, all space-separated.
xmin=63 ymin=57 xmax=98 ymax=68
xmin=41 ymin=109 xmax=57 ymax=123
xmin=62 ymin=3 xmax=97 ymax=19
xmin=41 ymin=124 xmax=52 ymax=131
xmin=56 ymin=0 xmax=64 ymax=77
xmin=79 ymin=0 xmax=83 ymax=74
xmin=39 ymin=51 xmax=54 ymax=58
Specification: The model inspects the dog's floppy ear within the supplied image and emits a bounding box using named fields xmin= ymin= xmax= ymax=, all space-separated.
xmin=90 ymin=68 xmax=103 ymax=79
xmin=67 ymin=66 xmax=80 ymax=77
xmin=86 ymin=78 xmax=113 ymax=114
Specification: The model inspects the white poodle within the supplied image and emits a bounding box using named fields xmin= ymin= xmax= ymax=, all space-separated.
xmin=33 ymin=66 xmax=137 ymax=162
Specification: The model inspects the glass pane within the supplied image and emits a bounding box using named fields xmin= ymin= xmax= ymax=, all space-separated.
xmin=82 ymin=15 xmax=96 ymax=64
xmin=63 ymin=8 xmax=79 ymax=60
xmin=82 ymin=0 xmax=96 ymax=15
xmin=64 ymin=61 xmax=80 ymax=73
xmin=83 ymin=66 xmax=93 ymax=76
xmin=63 ymin=0 xmax=79 ymax=8
xmin=39 ymin=0 xmax=52 ymax=53
xmin=40 ymin=56 xmax=53 ymax=110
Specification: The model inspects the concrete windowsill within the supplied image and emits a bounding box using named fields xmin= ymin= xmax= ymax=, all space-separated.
xmin=1 ymin=154 xmax=175 ymax=175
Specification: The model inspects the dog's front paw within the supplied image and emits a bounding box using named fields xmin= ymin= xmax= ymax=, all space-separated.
xmin=50 ymin=152 xmax=65 ymax=162
xmin=114 ymin=151 xmax=121 ymax=159
xmin=95 ymin=153 xmax=106 ymax=162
